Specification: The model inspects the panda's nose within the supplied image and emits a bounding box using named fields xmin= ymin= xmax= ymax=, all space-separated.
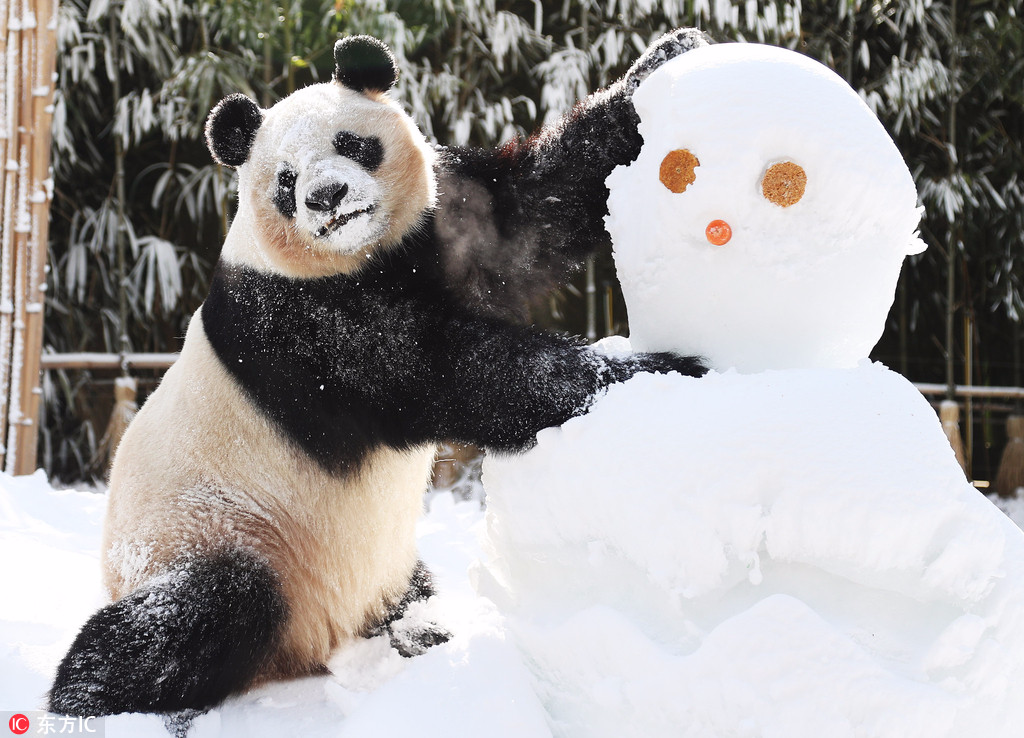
xmin=305 ymin=182 xmax=349 ymax=212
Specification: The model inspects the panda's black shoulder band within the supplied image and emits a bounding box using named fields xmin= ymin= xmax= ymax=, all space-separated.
xmin=206 ymin=94 xmax=263 ymax=168
xmin=333 ymin=36 xmax=397 ymax=93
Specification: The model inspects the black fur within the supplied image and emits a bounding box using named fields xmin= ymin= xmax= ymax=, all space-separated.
xmin=333 ymin=131 xmax=384 ymax=172
xmin=433 ymin=28 xmax=712 ymax=321
xmin=49 ymin=550 xmax=286 ymax=717
xmin=333 ymin=36 xmax=397 ymax=93
xmin=622 ymin=28 xmax=711 ymax=95
xmin=205 ymin=94 xmax=263 ymax=168
xmin=272 ymin=164 xmax=297 ymax=218
xmin=201 ymin=254 xmax=704 ymax=476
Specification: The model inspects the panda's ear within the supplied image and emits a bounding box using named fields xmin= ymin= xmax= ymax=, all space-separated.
xmin=205 ymin=94 xmax=263 ymax=168
xmin=333 ymin=36 xmax=397 ymax=94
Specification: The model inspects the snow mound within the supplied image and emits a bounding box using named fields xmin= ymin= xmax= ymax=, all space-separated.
xmin=479 ymin=361 xmax=1024 ymax=737
xmin=606 ymin=43 xmax=924 ymax=372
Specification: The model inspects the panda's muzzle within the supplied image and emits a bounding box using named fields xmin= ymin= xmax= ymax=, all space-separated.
xmin=306 ymin=181 xmax=375 ymax=239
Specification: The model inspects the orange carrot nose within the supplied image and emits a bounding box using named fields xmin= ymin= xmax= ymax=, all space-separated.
xmin=706 ymin=219 xmax=732 ymax=246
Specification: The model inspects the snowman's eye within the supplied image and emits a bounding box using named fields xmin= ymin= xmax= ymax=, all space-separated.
xmin=660 ymin=149 xmax=699 ymax=194
xmin=761 ymin=161 xmax=806 ymax=207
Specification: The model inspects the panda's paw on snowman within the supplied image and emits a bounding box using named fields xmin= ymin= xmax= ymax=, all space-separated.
xmin=623 ymin=28 xmax=713 ymax=95
xmin=600 ymin=349 xmax=708 ymax=385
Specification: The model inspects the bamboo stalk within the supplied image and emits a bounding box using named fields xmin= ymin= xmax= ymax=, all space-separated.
xmin=0 ymin=0 xmax=9 ymax=207
xmin=0 ymin=0 xmax=10 ymax=208
xmin=13 ymin=0 xmax=56 ymax=475
xmin=944 ymin=0 xmax=959 ymax=403
xmin=110 ymin=9 xmax=129 ymax=364
xmin=7 ymin=0 xmax=31 ymax=473
xmin=5 ymin=143 xmax=27 ymax=475
xmin=3 ymin=0 xmax=35 ymax=475
xmin=963 ymin=310 xmax=974 ymax=479
xmin=0 ymin=0 xmax=17 ymax=468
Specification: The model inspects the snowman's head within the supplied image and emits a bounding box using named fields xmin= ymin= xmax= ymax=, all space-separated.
xmin=606 ymin=43 xmax=924 ymax=373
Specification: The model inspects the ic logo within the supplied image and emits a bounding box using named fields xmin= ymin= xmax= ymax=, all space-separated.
xmin=8 ymin=714 xmax=29 ymax=735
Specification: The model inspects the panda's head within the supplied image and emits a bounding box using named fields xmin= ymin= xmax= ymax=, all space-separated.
xmin=206 ymin=36 xmax=436 ymax=278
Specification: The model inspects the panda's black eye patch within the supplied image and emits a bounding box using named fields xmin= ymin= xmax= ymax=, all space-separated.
xmin=272 ymin=164 xmax=297 ymax=218
xmin=333 ymin=131 xmax=384 ymax=172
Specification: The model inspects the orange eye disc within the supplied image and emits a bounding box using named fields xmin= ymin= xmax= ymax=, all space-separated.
xmin=762 ymin=161 xmax=806 ymax=207
xmin=660 ymin=149 xmax=700 ymax=193
xmin=706 ymin=220 xmax=732 ymax=246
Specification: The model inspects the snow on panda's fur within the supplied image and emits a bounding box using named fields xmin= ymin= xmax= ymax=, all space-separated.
xmin=49 ymin=32 xmax=709 ymax=717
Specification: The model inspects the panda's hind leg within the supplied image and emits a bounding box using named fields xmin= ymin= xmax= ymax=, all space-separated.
xmin=49 ymin=549 xmax=286 ymax=716
xmin=367 ymin=560 xmax=450 ymax=657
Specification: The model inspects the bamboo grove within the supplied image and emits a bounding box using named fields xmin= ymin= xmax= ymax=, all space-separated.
xmin=19 ymin=0 xmax=1024 ymax=481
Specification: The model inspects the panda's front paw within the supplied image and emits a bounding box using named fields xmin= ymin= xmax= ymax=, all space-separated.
xmin=623 ymin=28 xmax=712 ymax=94
xmin=641 ymin=351 xmax=708 ymax=379
xmin=609 ymin=351 xmax=708 ymax=383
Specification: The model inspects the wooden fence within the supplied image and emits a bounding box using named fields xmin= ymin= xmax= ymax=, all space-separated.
xmin=1 ymin=0 xmax=57 ymax=475
xmin=31 ymin=353 xmax=1024 ymax=493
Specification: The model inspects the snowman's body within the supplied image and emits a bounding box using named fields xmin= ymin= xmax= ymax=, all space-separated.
xmin=478 ymin=43 xmax=1024 ymax=737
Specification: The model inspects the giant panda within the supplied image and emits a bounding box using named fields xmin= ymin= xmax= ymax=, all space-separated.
xmin=49 ymin=31 xmax=709 ymax=717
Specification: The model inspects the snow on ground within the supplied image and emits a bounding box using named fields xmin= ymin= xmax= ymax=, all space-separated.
xmin=3 ymin=390 xmax=1024 ymax=738
xmin=991 ymin=491 xmax=1024 ymax=532
xmin=0 ymin=472 xmax=550 ymax=737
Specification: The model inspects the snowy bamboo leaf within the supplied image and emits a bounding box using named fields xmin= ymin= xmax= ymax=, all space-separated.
xmin=86 ymin=0 xmax=110 ymax=25
xmin=130 ymin=236 xmax=183 ymax=315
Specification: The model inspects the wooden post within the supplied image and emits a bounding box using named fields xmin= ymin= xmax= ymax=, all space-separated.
xmin=0 ymin=0 xmax=56 ymax=474
xmin=940 ymin=400 xmax=968 ymax=475
xmin=996 ymin=415 xmax=1024 ymax=498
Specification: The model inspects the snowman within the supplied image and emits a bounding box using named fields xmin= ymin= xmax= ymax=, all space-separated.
xmin=476 ymin=43 xmax=1024 ymax=737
